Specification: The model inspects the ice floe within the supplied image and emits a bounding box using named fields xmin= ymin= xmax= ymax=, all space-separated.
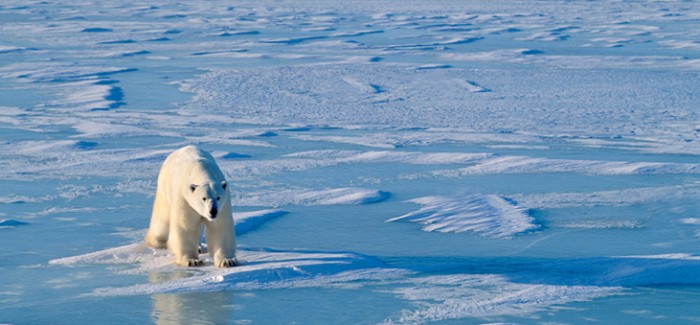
xmin=49 ymin=209 xmax=288 ymax=268
xmin=49 ymin=209 xmax=408 ymax=296
xmin=88 ymin=248 xmax=407 ymax=296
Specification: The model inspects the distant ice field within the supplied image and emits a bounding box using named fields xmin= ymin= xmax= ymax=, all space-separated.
xmin=1 ymin=0 xmax=700 ymax=324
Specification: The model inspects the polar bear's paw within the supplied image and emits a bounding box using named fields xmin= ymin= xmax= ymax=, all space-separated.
xmin=187 ymin=259 xmax=205 ymax=267
xmin=175 ymin=256 xmax=204 ymax=267
xmin=216 ymin=257 xmax=239 ymax=268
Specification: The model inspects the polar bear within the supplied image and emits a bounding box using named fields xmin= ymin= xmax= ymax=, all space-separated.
xmin=145 ymin=145 xmax=238 ymax=267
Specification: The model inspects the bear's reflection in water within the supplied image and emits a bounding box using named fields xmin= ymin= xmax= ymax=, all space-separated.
xmin=149 ymin=271 xmax=237 ymax=325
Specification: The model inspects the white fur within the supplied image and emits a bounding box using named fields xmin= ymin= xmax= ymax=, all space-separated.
xmin=145 ymin=145 xmax=238 ymax=267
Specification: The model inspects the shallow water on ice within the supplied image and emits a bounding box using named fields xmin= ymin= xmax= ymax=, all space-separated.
xmin=1 ymin=1 xmax=700 ymax=324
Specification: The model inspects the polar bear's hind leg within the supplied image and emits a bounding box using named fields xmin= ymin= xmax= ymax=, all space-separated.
xmin=145 ymin=187 xmax=169 ymax=249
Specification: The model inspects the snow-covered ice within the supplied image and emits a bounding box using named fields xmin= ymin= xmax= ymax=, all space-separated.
xmin=2 ymin=0 xmax=700 ymax=324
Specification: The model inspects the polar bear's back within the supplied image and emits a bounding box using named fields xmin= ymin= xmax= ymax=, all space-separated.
xmin=165 ymin=145 xmax=215 ymax=166
xmin=158 ymin=145 xmax=225 ymax=195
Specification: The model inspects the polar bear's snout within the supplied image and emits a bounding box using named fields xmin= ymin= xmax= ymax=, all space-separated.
xmin=209 ymin=206 xmax=218 ymax=219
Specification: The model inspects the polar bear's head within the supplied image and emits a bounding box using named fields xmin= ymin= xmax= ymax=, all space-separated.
xmin=187 ymin=181 xmax=228 ymax=221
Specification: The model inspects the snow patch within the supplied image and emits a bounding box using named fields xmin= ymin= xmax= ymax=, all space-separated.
xmin=678 ymin=218 xmax=700 ymax=225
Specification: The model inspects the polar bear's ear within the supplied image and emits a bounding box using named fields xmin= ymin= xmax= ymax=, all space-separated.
xmin=221 ymin=181 xmax=227 ymax=190
xmin=189 ymin=184 xmax=198 ymax=193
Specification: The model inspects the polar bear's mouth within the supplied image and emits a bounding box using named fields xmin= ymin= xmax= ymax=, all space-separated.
xmin=200 ymin=206 xmax=218 ymax=221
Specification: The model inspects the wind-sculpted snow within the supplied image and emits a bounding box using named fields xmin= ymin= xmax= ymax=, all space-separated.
xmin=233 ymin=209 xmax=288 ymax=235
xmin=0 ymin=219 xmax=29 ymax=229
xmin=382 ymin=253 xmax=700 ymax=323
xmin=387 ymin=195 xmax=538 ymax=238
xmin=442 ymin=49 xmax=699 ymax=70
xmin=285 ymin=150 xmax=492 ymax=165
xmin=233 ymin=187 xmax=389 ymax=207
xmin=432 ymin=156 xmax=700 ymax=176
xmin=229 ymin=150 xmax=700 ymax=179
xmin=0 ymin=63 xmax=133 ymax=111
xmin=0 ymin=141 xmax=171 ymax=180
xmin=291 ymin=131 xmax=540 ymax=148
xmin=386 ymin=274 xmax=623 ymax=324
xmin=514 ymin=183 xmax=700 ymax=209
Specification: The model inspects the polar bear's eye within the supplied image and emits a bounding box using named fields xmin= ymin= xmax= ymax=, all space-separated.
xmin=216 ymin=197 xmax=221 ymax=201
xmin=202 ymin=197 xmax=207 ymax=201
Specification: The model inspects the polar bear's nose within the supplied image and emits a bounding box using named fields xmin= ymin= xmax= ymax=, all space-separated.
xmin=209 ymin=207 xmax=218 ymax=218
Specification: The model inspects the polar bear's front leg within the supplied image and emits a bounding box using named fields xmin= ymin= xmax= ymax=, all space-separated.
xmin=168 ymin=214 xmax=203 ymax=267
xmin=205 ymin=206 xmax=238 ymax=268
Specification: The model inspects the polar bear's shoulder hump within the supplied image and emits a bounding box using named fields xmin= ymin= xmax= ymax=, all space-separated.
xmin=168 ymin=145 xmax=215 ymax=164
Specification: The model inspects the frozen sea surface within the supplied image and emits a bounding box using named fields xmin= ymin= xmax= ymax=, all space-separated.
xmin=1 ymin=0 xmax=700 ymax=324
